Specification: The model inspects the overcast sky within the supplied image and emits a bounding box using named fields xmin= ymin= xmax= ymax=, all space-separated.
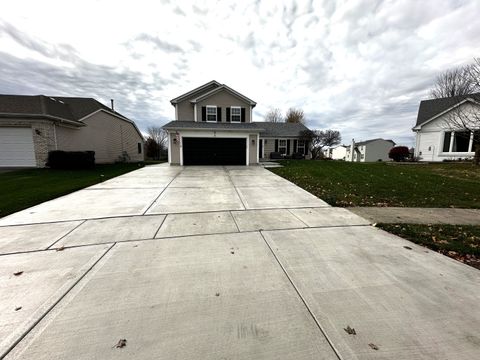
xmin=1 ymin=0 xmax=480 ymax=146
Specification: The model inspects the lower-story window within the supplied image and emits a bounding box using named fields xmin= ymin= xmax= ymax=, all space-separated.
xmin=442 ymin=131 xmax=474 ymax=153
xmin=297 ymin=140 xmax=305 ymax=153
xmin=279 ymin=139 xmax=287 ymax=154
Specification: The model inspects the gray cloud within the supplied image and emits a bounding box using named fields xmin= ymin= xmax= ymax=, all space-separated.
xmin=132 ymin=34 xmax=183 ymax=53
xmin=1 ymin=0 xmax=479 ymax=148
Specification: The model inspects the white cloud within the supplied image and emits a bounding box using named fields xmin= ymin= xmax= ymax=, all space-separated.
xmin=1 ymin=0 xmax=480 ymax=146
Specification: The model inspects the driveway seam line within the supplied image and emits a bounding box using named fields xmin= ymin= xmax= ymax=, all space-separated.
xmin=0 ymin=224 xmax=372 ymax=257
xmin=0 ymin=242 xmax=116 ymax=360
xmin=228 ymin=211 xmax=241 ymax=233
xmin=141 ymin=169 xmax=184 ymax=215
xmin=152 ymin=215 xmax=168 ymax=238
xmin=259 ymin=231 xmax=344 ymax=360
xmin=225 ymin=168 xmax=247 ymax=210
xmin=46 ymin=220 xmax=86 ymax=250
xmin=286 ymin=208 xmax=310 ymax=227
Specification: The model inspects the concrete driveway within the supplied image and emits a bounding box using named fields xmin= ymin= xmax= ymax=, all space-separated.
xmin=0 ymin=164 xmax=479 ymax=359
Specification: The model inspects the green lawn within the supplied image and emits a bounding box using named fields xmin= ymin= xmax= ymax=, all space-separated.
xmin=378 ymin=224 xmax=480 ymax=270
xmin=0 ymin=163 xmax=145 ymax=218
xmin=270 ymin=160 xmax=480 ymax=208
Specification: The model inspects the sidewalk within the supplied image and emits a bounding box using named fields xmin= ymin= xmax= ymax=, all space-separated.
xmin=348 ymin=207 xmax=480 ymax=225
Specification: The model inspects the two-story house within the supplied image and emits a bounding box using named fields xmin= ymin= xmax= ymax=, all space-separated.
xmin=345 ymin=138 xmax=395 ymax=162
xmin=162 ymin=81 xmax=311 ymax=165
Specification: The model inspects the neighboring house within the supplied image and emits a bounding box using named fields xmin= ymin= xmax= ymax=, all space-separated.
xmin=0 ymin=95 xmax=144 ymax=167
xmin=323 ymin=145 xmax=349 ymax=160
xmin=162 ymin=80 xmax=311 ymax=165
xmin=345 ymin=138 xmax=395 ymax=162
xmin=413 ymin=94 xmax=480 ymax=161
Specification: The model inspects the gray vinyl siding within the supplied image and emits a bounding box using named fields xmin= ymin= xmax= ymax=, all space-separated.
xmin=249 ymin=134 xmax=257 ymax=164
xmin=56 ymin=111 xmax=144 ymax=163
xmin=169 ymin=134 xmax=181 ymax=165
xmin=260 ymin=137 xmax=310 ymax=159
xmin=196 ymin=90 xmax=251 ymax=123
xmin=176 ymin=100 xmax=194 ymax=121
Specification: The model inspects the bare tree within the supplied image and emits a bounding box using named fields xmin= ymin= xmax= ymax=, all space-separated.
xmin=264 ymin=108 xmax=284 ymax=123
xmin=430 ymin=65 xmax=476 ymax=98
xmin=285 ymin=108 xmax=305 ymax=124
xmin=430 ymin=58 xmax=480 ymax=164
xmin=300 ymin=129 xmax=341 ymax=159
xmin=146 ymin=126 xmax=168 ymax=160
xmin=147 ymin=126 xmax=168 ymax=149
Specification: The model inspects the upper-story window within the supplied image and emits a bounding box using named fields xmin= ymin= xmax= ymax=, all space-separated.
xmin=206 ymin=105 xmax=217 ymax=122
xmin=231 ymin=106 xmax=241 ymax=122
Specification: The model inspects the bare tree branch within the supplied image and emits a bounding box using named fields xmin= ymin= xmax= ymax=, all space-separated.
xmin=264 ymin=108 xmax=284 ymax=123
xmin=430 ymin=65 xmax=476 ymax=99
xmin=285 ymin=108 xmax=305 ymax=124
xmin=300 ymin=129 xmax=341 ymax=159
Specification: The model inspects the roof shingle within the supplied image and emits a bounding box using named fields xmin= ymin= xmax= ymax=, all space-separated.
xmin=415 ymin=93 xmax=480 ymax=127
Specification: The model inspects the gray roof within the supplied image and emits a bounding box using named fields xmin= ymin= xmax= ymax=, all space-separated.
xmin=415 ymin=93 xmax=480 ymax=127
xmin=256 ymin=121 xmax=309 ymax=137
xmin=162 ymin=121 xmax=263 ymax=132
xmin=355 ymin=138 xmax=395 ymax=146
xmin=0 ymin=94 xmax=128 ymax=125
xmin=162 ymin=121 xmax=310 ymax=137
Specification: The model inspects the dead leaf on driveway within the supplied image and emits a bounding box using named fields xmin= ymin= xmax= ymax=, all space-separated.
xmin=344 ymin=326 xmax=356 ymax=335
xmin=15 ymin=306 xmax=22 ymax=311
xmin=13 ymin=271 xmax=23 ymax=276
xmin=114 ymin=339 xmax=127 ymax=349
xmin=368 ymin=343 xmax=379 ymax=350
xmin=403 ymin=246 xmax=412 ymax=250
xmin=56 ymin=246 xmax=65 ymax=252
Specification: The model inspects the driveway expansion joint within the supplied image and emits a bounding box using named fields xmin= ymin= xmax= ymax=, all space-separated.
xmin=0 ymin=243 xmax=116 ymax=360
xmin=259 ymin=230 xmax=344 ymax=360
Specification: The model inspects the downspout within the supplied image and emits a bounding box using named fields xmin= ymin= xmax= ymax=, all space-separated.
xmin=53 ymin=123 xmax=58 ymax=150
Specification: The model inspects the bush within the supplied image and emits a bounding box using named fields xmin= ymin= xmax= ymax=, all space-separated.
xmin=46 ymin=150 xmax=95 ymax=169
xmin=291 ymin=152 xmax=305 ymax=160
xmin=388 ymin=146 xmax=410 ymax=162
xmin=270 ymin=152 xmax=282 ymax=159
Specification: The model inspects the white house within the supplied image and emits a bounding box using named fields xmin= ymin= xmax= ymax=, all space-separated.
xmin=324 ymin=145 xmax=349 ymax=160
xmin=345 ymin=138 xmax=395 ymax=162
xmin=413 ymin=94 xmax=480 ymax=161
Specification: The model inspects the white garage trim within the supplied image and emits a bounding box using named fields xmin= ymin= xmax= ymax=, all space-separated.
xmin=0 ymin=127 xmax=36 ymax=167
xmin=177 ymin=130 xmax=251 ymax=166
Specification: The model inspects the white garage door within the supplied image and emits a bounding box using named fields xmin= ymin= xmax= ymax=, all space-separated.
xmin=0 ymin=127 xmax=36 ymax=167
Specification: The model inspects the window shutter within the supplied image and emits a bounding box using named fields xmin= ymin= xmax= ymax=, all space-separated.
xmin=241 ymin=108 xmax=246 ymax=122
xmin=217 ymin=107 xmax=222 ymax=122
xmin=275 ymin=139 xmax=278 ymax=152
xmin=293 ymin=140 xmax=298 ymax=153
xmin=287 ymin=140 xmax=291 ymax=155
xmin=201 ymin=106 xmax=206 ymax=122
xmin=226 ymin=107 xmax=231 ymax=122
xmin=304 ymin=141 xmax=309 ymax=155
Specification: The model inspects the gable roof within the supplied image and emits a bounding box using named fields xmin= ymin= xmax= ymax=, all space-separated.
xmin=415 ymin=93 xmax=480 ymax=128
xmin=170 ymin=80 xmax=221 ymax=104
xmin=0 ymin=94 xmax=132 ymax=125
xmin=355 ymin=138 xmax=395 ymax=146
xmin=170 ymin=80 xmax=256 ymax=107
xmin=190 ymin=84 xmax=257 ymax=107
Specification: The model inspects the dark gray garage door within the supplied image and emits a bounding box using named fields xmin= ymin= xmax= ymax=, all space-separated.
xmin=183 ymin=137 xmax=246 ymax=165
